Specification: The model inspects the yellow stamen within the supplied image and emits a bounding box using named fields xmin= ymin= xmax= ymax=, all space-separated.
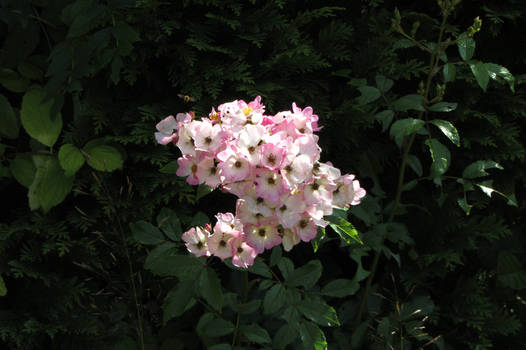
xmin=243 ymin=106 xmax=253 ymax=116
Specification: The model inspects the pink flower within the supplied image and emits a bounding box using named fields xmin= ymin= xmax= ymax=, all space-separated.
xmin=236 ymin=198 xmax=270 ymax=226
xmin=217 ymin=146 xmax=252 ymax=182
xmin=276 ymin=193 xmax=306 ymax=228
xmin=182 ymin=227 xmax=211 ymax=257
xmin=176 ymin=122 xmax=198 ymax=156
xmin=281 ymin=154 xmax=313 ymax=190
xmin=193 ymin=120 xmax=225 ymax=153
xmin=260 ymin=143 xmax=285 ymax=170
xmin=255 ymin=168 xmax=285 ymax=202
xmin=176 ymin=155 xmax=201 ymax=185
xmin=237 ymin=124 xmax=266 ymax=165
xmin=280 ymin=226 xmax=301 ymax=251
xmin=196 ymin=156 xmax=222 ymax=188
xmin=294 ymin=215 xmax=318 ymax=242
xmin=244 ymin=224 xmax=281 ymax=254
xmin=231 ymin=237 xmax=257 ymax=268
xmin=155 ymin=96 xmax=366 ymax=264
xmin=155 ymin=115 xmax=178 ymax=145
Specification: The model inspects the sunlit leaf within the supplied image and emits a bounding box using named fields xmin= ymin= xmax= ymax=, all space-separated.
xmin=458 ymin=36 xmax=475 ymax=61
xmin=20 ymin=88 xmax=63 ymax=147
xmin=430 ymin=119 xmax=460 ymax=146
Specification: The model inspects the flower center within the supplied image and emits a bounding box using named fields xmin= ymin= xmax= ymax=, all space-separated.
xmin=204 ymin=136 xmax=212 ymax=145
xmin=267 ymin=154 xmax=276 ymax=165
xmin=258 ymin=228 xmax=266 ymax=237
xmin=299 ymin=219 xmax=308 ymax=229
xmin=267 ymin=177 xmax=275 ymax=185
xmin=256 ymin=197 xmax=264 ymax=204
xmin=219 ymin=240 xmax=226 ymax=247
xmin=191 ymin=164 xmax=198 ymax=173
xmin=237 ymin=247 xmax=243 ymax=253
xmin=248 ymin=146 xmax=256 ymax=154
xmin=234 ymin=160 xmax=242 ymax=168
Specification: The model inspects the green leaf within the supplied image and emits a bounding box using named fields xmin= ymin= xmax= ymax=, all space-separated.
xmin=240 ymin=324 xmax=271 ymax=344
xmin=9 ymin=156 xmax=36 ymax=188
xmin=298 ymin=298 xmax=340 ymax=327
xmin=196 ymin=184 xmax=214 ymax=201
xmin=277 ymin=258 xmax=294 ymax=279
xmin=286 ymin=260 xmax=322 ymax=289
xmin=486 ymin=63 xmax=515 ymax=92
xmin=20 ymin=88 xmax=63 ymax=147
xmin=156 ymin=208 xmax=182 ymax=241
xmin=430 ymin=120 xmax=460 ymax=146
xmin=33 ymin=158 xmax=73 ymax=213
xmin=163 ymin=282 xmax=195 ymax=324
xmin=351 ymin=322 xmax=368 ymax=349
xmin=207 ymin=345 xmax=231 ymax=350
xmin=237 ymin=299 xmax=261 ymax=314
xmin=18 ymin=62 xmax=43 ymax=81
xmin=356 ymin=86 xmax=381 ymax=105
xmin=399 ymin=295 xmax=434 ymax=320
xmin=443 ymin=63 xmax=456 ymax=83
xmin=67 ymin=4 xmax=106 ymax=38
xmin=406 ymin=154 xmax=423 ymax=177
xmin=476 ymin=182 xmax=495 ymax=198
xmin=0 ymin=275 xmax=6 ymax=296
xmin=0 ymin=68 xmax=29 ymax=92
xmin=392 ymin=94 xmax=425 ymax=112
xmin=159 ymin=160 xmax=178 ymax=174
xmin=111 ymin=336 xmax=137 ymax=350
xmin=327 ymin=215 xmax=361 ymax=244
xmin=375 ymin=75 xmax=393 ymax=93
xmin=457 ymin=198 xmax=472 ymax=215
xmin=196 ymin=312 xmax=215 ymax=335
xmin=497 ymin=251 xmax=526 ymax=290
xmin=321 ymin=279 xmax=359 ymax=297
xmin=190 ymin=211 xmax=209 ymax=227
xmin=462 ymin=160 xmax=503 ymax=179
xmin=299 ymin=321 xmax=327 ymax=350
xmin=247 ymin=258 xmax=272 ymax=278
xmin=457 ymin=36 xmax=475 ymax=61
xmin=269 ymin=245 xmax=282 ymax=267
xmin=130 ymin=221 xmax=165 ymax=245
xmin=58 ymin=144 xmax=85 ymax=176
xmin=84 ymin=144 xmax=123 ymax=172
xmin=469 ymin=61 xmax=490 ymax=91
xmin=199 ymin=267 xmax=223 ymax=311
xmin=110 ymin=56 xmax=123 ymax=85
xmin=263 ymin=284 xmax=286 ymax=314
xmin=201 ymin=318 xmax=235 ymax=337
xmin=0 ymin=94 xmax=18 ymax=139
xmin=113 ymin=20 xmax=140 ymax=41
xmin=389 ymin=118 xmax=425 ymax=148
xmin=428 ymin=102 xmax=457 ymax=113
xmin=311 ymin=226 xmax=326 ymax=253
xmin=425 ymin=138 xmax=450 ymax=177
xmin=374 ymin=110 xmax=394 ymax=132
xmin=145 ymin=247 xmax=204 ymax=279
xmin=273 ymin=324 xmax=298 ymax=349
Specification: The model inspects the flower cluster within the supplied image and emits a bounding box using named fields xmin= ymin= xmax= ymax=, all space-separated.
xmin=155 ymin=97 xmax=365 ymax=268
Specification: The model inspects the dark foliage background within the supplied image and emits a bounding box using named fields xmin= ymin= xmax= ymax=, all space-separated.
xmin=0 ymin=0 xmax=525 ymax=349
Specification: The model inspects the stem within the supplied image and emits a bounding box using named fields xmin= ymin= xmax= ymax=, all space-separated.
xmin=231 ymin=270 xmax=249 ymax=348
xmin=355 ymin=10 xmax=450 ymax=325
xmin=92 ymin=172 xmax=145 ymax=350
